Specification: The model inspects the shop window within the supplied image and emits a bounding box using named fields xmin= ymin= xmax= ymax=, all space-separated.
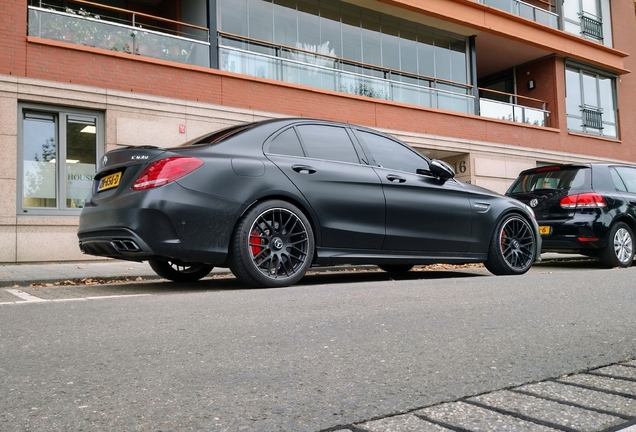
xmin=19 ymin=104 xmax=103 ymax=215
xmin=565 ymin=64 xmax=617 ymax=138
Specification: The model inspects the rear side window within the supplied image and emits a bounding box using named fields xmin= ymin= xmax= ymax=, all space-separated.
xmin=268 ymin=128 xmax=305 ymax=157
xmin=508 ymin=168 xmax=591 ymax=194
xmin=296 ymin=125 xmax=360 ymax=164
xmin=612 ymin=167 xmax=636 ymax=193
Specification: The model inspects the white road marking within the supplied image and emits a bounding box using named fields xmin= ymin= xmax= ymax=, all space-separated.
xmin=2 ymin=289 xmax=151 ymax=305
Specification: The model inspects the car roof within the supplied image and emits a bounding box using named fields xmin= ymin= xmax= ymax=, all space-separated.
xmin=516 ymin=162 xmax=636 ymax=177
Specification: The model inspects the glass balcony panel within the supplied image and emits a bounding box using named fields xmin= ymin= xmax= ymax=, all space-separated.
xmin=28 ymin=7 xmax=210 ymax=67
xmin=481 ymin=99 xmax=516 ymax=122
xmin=476 ymin=0 xmax=558 ymax=29
xmin=219 ymin=45 xmax=476 ymax=115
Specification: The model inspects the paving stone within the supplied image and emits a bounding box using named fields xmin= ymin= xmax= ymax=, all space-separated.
xmin=593 ymin=365 xmax=636 ymax=380
xmin=415 ymin=401 xmax=558 ymax=432
xmin=358 ymin=413 xmax=452 ymax=432
xmin=516 ymin=381 xmax=636 ymax=417
xmin=559 ymin=374 xmax=636 ymax=396
xmin=469 ymin=390 xmax=624 ymax=432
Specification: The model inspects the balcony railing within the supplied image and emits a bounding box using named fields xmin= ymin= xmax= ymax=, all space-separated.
xmin=479 ymin=88 xmax=549 ymax=126
xmin=219 ymin=33 xmax=475 ymax=115
xmin=474 ymin=0 xmax=558 ymax=28
xmin=27 ymin=4 xmax=210 ymax=67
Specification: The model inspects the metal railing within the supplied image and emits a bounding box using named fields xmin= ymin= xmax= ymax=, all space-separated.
xmin=27 ymin=3 xmax=210 ymax=67
xmin=218 ymin=33 xmax=475 ymax=115
xmin=581 ymin=14 xmax=603 ymax=41
xmin=479 ymin=88 xmax=550 ymax=126
xmin=474 ymin=0 xmax=558 ymax=28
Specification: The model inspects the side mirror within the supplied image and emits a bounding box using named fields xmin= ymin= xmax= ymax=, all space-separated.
xmin=430 ymin=159 xmax=455 ymax=180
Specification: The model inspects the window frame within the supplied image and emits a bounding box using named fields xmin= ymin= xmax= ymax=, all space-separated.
xmin=564 ymin=62 xmax=618 ymax=139
xmin=17 ymin=103 xmax=104 ymax=216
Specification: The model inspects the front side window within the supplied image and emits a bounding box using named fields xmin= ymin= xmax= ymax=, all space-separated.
xmin=19 ymin=104 xmax=103 ymax=215
xmin=565 ymin=64 xmax=617 ymax=138
xmin=357 ymin=130 xmax=429 ymax=174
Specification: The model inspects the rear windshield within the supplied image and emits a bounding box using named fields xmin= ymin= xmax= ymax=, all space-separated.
xmin=178 ymin=122 xmax=257 ymax=147
xmin=507 ymin=167 xmax=591 ymax=194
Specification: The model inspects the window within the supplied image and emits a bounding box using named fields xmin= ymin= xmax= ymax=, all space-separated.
xmin=267 ymin=127 xmax=305 ymax=156
xmin=295 ymin=125 xmax=360 ymax=163
xmin=565 ymin=64 xmax=617 ymax=138
xmin=563 ymin=0 xmax=612 ymax=46
xmin=357 ymin=130 xmax=429 ymax=174
xmin=612 ymin=167 xmax=636 ymax=193
xmin=19 ymin=104 xmax=103 ymax=215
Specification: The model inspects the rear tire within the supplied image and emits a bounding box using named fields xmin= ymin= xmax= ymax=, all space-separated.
xmin=600 ymin=222 xmax=634 ymax=268
xmin=484 ymin=214 xmax=536 ymax=276
xmin=228 ymin=200 xmax=314 ymax=288
xmin=148 ymin=260 xmax=214 ymax=282
xmin=378 ymin=265 xmax=414 ymax=273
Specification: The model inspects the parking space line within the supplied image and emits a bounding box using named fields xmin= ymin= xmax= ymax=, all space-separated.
xmin=1 ymin=289 xmax=151 ymax=305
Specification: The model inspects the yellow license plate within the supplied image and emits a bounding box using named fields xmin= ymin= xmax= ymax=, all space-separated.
xmin=98 ymin=172 xmax=122 ymax=192
xmin=539 ymin=225 xmax=551 ymax=235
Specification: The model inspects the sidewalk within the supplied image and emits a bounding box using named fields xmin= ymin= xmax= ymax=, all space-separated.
xmin=0 ymin=253 xmax=588 ymax=288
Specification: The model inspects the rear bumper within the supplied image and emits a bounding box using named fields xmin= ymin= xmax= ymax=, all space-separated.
xmin=77 ymin=183 xmax=244 ymax=264
xmin=537 ymin=213 xmax=610 ymax=254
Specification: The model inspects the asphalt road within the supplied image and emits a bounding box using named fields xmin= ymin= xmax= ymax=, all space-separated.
xmin=1 ymin=261 xmax=636 ymax=431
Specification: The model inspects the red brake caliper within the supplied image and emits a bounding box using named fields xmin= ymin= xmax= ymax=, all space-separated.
xmin=250 ymin=231 xmax=264 ymax=256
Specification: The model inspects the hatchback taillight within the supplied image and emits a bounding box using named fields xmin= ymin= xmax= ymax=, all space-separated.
xmin=559 ymin=193 xmax=606 ymax=209
xmin=131 ymin=157 xmax=203 ymax=191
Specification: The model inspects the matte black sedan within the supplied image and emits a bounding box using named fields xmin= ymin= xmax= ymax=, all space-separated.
xmin=78 ymin=118 xmax=540 ymax=287
xmin=507 ymin=163 xmax=636 ymax=267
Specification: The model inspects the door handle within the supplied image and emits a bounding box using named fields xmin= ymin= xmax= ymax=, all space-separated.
xmin=292 ymin=165 xmax=317 ymax=174
xmin=386 ymin=174 xmax=406 ymax=183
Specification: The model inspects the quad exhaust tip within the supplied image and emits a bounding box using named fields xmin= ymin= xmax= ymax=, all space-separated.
xmin=111 ymin=239 xmax=141 ymax=252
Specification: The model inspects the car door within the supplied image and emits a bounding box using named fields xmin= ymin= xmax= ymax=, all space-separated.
xmin=354 ymin=129 xmax=473 ymax=253
xmin=610 ymin=166 xmax=636 ymax=222
xmin=265 ymin=124 xmax=385 ymax=250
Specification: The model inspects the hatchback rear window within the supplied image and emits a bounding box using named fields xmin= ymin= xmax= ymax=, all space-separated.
xmin=508 ymin=167 xmax=591 ymax=194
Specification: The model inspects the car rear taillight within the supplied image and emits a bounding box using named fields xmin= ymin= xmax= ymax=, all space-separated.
xmin=131 ymin=157 xmax=203 ymax=191
xmin=559 ymin=193 xmax=606 ymax=209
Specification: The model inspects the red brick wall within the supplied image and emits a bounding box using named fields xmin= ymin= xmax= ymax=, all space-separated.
xmin=0 ymin=0 xmax=27 ymax=77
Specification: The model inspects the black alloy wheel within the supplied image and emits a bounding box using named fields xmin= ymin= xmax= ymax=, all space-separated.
xmin=378 ymin=265 xmax=414 ymax=273
xmin=148 ymin=260 xmax=214 ymax=282
xmin=600 ymin=222 xmax=634 ymax=268
xmin=484 ymin=215 xmax=535 ymax=275
xmin=229 ymin=200 xmax=315 ymax=288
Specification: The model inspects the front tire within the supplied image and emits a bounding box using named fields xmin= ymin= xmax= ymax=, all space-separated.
xmin=484 ymin=214 xmax=536 ymax=276
xmin=228 ymin=200 xmax=315 ymax=288
xmin=148 ymin=260 xmax=214 ymax=282
xmin=600 ymin=222 xmax=634 ymax=268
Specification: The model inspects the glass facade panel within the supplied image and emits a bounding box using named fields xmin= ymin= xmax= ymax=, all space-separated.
xmin=248 ymin=0 xmax=273 ymax=41
xmin=220 ymin=0 xmax=248 ymax=36
xmin=23 ymin=113 xmax=57 ymax=209
xmin=341 ymin=6 xmax=362 ymax=63
xmin=399 ymin=23 xmax=418 ymax=75
xmin=297 ymin=0 xmax=320 ymax=48
xmin=361 ymin=13 xmax=381 ymax=67
xmin=565 ymin=69 xmax=581 ymax=114
xmin=381 ymin=18 xmax=400 ymax=71
xmin=66 ymin=117 xmax=97 ymax=209
xmin=273 ymin=0 xmax=297 ymax=47
xmin=320 ymin=2 xmax=341 ymax=58
xmin=416 ymin=30 xmax=435 ymax=78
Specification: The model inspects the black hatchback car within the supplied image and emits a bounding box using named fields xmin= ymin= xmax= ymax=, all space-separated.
xmin=507 ymin=163 xmax=636 ymax=267
xmin=78 ymin=118 xmax=540 ymax=287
